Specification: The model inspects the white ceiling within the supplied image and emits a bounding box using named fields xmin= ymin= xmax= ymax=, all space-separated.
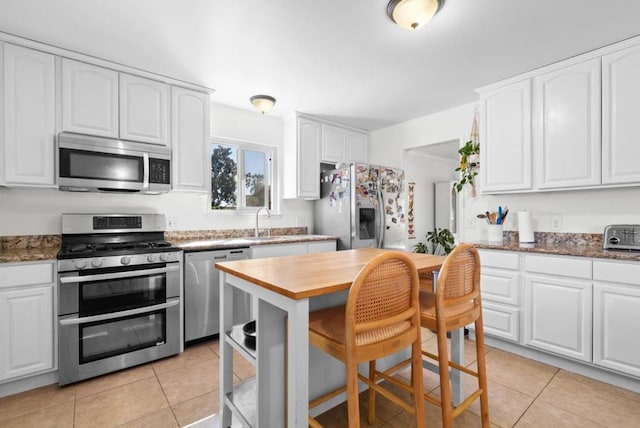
xmin=1 ymin=0 xmax=640 ymax=131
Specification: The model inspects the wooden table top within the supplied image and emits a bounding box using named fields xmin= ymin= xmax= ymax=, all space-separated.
xmin=215 ymin=248 xmax=445 ymax=300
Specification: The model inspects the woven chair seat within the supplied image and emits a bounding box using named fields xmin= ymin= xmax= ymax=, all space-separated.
xmin=309 ymin=305 xmax=413 ymax=347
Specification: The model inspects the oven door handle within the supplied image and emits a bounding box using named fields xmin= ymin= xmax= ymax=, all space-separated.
xmin=59 ymin=265 xmax=180 ymax=284
xmin=59 ymin=298 xmax=180 ymax=326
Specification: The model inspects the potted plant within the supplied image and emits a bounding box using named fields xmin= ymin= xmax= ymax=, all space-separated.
xmin=453 ymin=140 xmax=480 ymax=195
xmin=413 ymin=228 xmax=455 ymax=256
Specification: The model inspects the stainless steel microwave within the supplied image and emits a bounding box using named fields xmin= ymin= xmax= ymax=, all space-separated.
xmin=56 ymin=133 xmax=171 ymax=194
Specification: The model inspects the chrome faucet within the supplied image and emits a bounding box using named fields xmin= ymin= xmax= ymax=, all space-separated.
xmin=255 ymin=207 xmax=271 ymax=237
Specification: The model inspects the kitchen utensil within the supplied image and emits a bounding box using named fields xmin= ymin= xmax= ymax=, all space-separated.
xmin=501 ymin=207 xmax=509 ymax=223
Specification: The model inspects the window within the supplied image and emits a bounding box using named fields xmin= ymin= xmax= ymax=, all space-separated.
xmin=211 ymin=138 xmax=275 ymax=211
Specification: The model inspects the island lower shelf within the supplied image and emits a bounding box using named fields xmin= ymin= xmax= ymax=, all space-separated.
xmin=224 ymin=378 xmax=256 ymax=427
xmin=225 ymin=324 xmax=256 ymax=366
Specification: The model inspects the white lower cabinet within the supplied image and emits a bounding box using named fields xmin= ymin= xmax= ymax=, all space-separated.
xmin=251 ymin=243 xmax=307 ymax=259
xmin=251 ymin=240 xmax=337 ymax=259
xmin=524 ymin=254 xmax=592 ymax=362
xmin=0 ymin=261 xmax=55 ymax=383
xmin=308 ymin=241 xmax=336 ymax=253
xmin=477 ymin=250 xmax=521 ymax=342
xmin=525 ymin=273 xmax=592 ymax=362
xmin=593 ymin=261 xmax=640 ymax=377
xmin=479 ymin=249 xmax=640 ymax=382
xmin=481 ymin=301 xmax=520 ymax=342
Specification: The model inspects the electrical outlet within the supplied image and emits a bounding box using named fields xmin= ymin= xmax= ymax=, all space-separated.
xmin=550 ymin=216 xmax=562 ymax=231
xmin=167 ymin=217 xmax=179 ymax=228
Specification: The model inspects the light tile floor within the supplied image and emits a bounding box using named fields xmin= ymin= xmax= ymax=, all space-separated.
xmin=1 ymin=330 xmax=639 ymax=427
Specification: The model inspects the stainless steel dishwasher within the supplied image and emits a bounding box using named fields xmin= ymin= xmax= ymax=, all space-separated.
xmin=184 ymin=248 xmax=251 ymax=344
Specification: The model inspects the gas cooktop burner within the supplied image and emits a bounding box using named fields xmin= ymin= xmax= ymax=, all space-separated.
xmin=57 ymin=214 xmax=179 ymax=265
xmin=61 ymin=240 xmax=172 ymax=256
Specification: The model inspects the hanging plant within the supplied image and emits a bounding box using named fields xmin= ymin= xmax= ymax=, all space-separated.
xmin=453 ymin=139 xmax=480 ymax=193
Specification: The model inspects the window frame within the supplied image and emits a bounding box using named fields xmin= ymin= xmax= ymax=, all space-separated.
xmin=209 ymin=136 xmax=278 ymax=214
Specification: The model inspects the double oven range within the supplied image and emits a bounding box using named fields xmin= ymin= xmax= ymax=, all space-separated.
xmin=57 ymin=213 xmax=182 ymax=385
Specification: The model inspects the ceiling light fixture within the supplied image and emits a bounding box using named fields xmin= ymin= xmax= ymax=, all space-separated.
xmin=250 ymin=95 xmax=276 ymax=114
xmin=386 ymin=0 xmax=444 ymax=30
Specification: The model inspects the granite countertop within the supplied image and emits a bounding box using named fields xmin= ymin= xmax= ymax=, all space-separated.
xmin=0 ymin=232 xmax=338 ymax=263
xmin=0 ymin=247 xmax=60 ymax=264
xmin=472 ymin=239 xmax=640 ymax=262
xmin=172 ymin=234 xmax=338 ymax=252
xmin=3 ymin=230 xmax=640 ymax=263
xmin=0 ymin=235 xmax=61 ymax=264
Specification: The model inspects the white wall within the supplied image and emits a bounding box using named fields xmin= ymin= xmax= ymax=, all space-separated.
xmin=404 ymin=151 xmax=457 ymax=249
xmin=0 ymin=103 xmax=313 ymax=236
xmin=371 ymin=102 xmax=640 ymax=242
xmin=370 ymin=103 xmax=475 ymax=167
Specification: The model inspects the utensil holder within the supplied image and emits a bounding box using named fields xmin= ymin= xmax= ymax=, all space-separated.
xmin=487 ymin=224 xmax=503 ymax=242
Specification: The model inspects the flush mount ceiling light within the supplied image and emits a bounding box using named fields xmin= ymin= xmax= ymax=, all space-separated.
xmin=387 ymin=0 xmax=444 ymax=30
xmin=250 ymin=95 xmax=276 ymax=114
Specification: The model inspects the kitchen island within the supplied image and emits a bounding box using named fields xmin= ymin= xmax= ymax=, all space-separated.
xmin=215 ymin=248 xmax=447 ymax=428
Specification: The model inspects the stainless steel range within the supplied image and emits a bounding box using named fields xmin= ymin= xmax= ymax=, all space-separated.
xmin=57 ymin=213 xmax=182 ymax=385
xmin=603 ymin=224 xmax=640 ymax=251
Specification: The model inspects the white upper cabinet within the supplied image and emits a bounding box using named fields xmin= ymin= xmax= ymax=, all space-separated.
xmin=344 ymin=130 xmax=368 ymax=164
xmin=321 ymin=124 xmax=369 ymax=165
xmin=602 ymin=44 xmax=640 ymax=184
xmin=283 ymin=115 xmax=321 ymax=199
xmin=479 ymin=80 xmax=532 ymax=192
xmin=119 ymin=73 xmax=169 ymax=146
xmin=2 ymin=43 xmax=56 ymax=186
xmin=321 ymin=124 xmax=345 ymax=164
xmin=297 ymin=118 xmax=321 ymax=198
xmin=171 ymin=87 xmax=210 ymax=192
xmin=62 ymin=58 xmax=119 ymax=138
xmin=533 ymin=59 xmax=601 ymax=189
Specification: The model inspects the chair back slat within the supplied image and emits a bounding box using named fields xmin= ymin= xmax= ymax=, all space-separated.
xmin=436 ymin=245 xmax=481 ymax=322
xmin=352 ymin=257 xmax=413 ymax=325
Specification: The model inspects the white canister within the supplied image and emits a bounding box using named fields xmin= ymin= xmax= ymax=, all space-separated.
xmin=486 ymin=224 xmax=503 ymax=242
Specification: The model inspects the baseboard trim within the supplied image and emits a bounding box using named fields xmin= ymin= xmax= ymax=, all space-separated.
xmin=0 ymin=371 xmax=58 ymax=399
xmin=470 ymin=332 xmax=640 ymax=394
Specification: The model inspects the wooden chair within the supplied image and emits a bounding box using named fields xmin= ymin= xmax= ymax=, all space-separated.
xmin=420 ymin=243 xmax=489 ymax=427
xmin=308 ymin=251 xmax=426 ymax=428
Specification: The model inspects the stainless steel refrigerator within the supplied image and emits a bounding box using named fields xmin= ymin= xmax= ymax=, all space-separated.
xmin=314 ymin=163 xmax=407 ymax=250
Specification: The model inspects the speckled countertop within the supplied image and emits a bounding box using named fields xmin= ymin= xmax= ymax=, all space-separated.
xmin=0 ymin=229 xmax=338 ymax=263
xmin=471 ymin=231 xmax=640 ymax=262
xmin=0 ymin=235 xmax=60 ymax=263
xmin=171 ymin=234 xmax=338 ymax=252
xmin=2 ymin=230 xmax=639 ymax=263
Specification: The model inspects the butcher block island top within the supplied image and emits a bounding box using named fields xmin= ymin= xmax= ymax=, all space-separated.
xmin=214 ymin=248 xmax=447 ymax=428
xmin=215 ymin=248 xmax=445 ymax=299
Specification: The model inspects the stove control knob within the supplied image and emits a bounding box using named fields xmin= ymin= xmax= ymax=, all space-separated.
xmin=91 ymin=259 xmax=103 ymax=268
xmin=609 ymin=236 xmax=620 ymax=245
xmin=146 ymin=254 xmax=156 ymax=263
xmin=159 ymin=253 xmax=169 ymax=262
xmin=120 ymin=256 xmax=132 ymax=266
xmin=74 ymin=260 xmax=87 ymax=270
